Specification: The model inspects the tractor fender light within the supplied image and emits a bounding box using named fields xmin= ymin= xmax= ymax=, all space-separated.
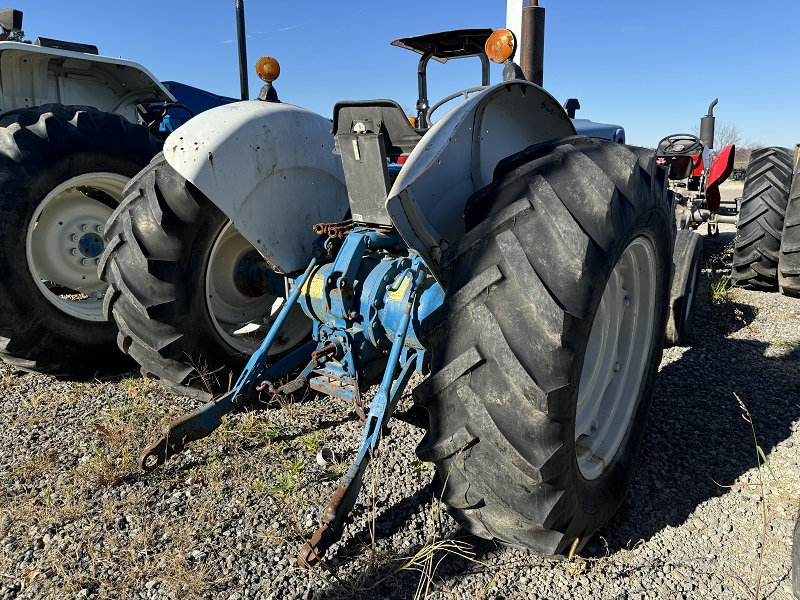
xmin=256 ymin=56 xmax=280 ymax=83
xmin=485 ymin=29 xmax=516 ymax=64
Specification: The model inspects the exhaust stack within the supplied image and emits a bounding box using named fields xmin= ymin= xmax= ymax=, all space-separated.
xmin=515 ymin=0 xmax=545 ymax=86
xmin=700 ymin=98 xmax=718 ymax=148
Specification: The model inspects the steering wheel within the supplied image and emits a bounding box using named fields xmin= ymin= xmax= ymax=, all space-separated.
xmin=657 ymin=133 xmax=703 ymax=156
xmin=427 ymin=86 xmax=488 ymax=124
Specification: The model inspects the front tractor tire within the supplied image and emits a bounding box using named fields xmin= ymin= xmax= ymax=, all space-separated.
xmin=0 ymin=104 xmax=161 ymax=376
xmin=100 ymin=154 xmax=311 ymax=398
xmin=665 ymin=229 xmax=703 ymax=346
xmin=416 ymin=137 xmax=672 ymax=554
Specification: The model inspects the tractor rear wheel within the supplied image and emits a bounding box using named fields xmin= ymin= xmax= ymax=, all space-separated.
xmin=665 ymin=229 xmax=703 ymax=346
xmin=416 ymin=136 xmax=671 ymax=554
xmin=0 ymin=104 xmax=161 ymax=376
xmin=779 ymin=153 xmax=800 ymax=297
xmin=100 ymin=154 xmax=311 ymax=398
xmin=794 ymin=506 xmax=800 ymax=599
xmin=731 ymin=147 xmax=793 ymax=291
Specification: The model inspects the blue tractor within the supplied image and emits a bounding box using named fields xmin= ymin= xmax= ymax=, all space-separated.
xmin=99 ymin=27 xmax=630 ymax=402
xmin=103 ymin=19 xmax=676 ymax=566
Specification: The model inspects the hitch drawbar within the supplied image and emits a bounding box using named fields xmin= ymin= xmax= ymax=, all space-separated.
xmin=138 ymin=228 xmax=444 ymax=567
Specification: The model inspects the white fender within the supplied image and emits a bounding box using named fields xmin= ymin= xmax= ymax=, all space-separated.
xmin=386 ymin=81 xmax=576 ymax=285
xmin=0 ymin=41 xmax=173 ymax=121
xmin=163 ymin=101 xmax=349 ymax=274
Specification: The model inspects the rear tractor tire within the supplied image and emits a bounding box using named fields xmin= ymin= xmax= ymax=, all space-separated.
xmin=731 ymin=147 xmax=793 ymax=291
xmin=0 ymin=104 xmax=161 ymax=376
xmin=100 ymin=154 xmax=311 ymax=398
xmin=416 ymin=136 xmax=672 ymax=554
xmin=665 ymin=229 xmax=703 ymax=346
xmin=779 ymin=153 xmax=800 ymax=297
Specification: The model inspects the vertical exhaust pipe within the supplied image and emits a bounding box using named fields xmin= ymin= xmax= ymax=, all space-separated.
xmin=235 ymin=0 xmax=249 ymax=100
xmin=700 ymin=98 xmax=717 ymax=149
xmin=519 ymin=0 xmax=545 ymax=86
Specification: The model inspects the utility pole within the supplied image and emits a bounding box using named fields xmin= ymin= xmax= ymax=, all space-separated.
xmin=235 ymin=0 xmax=249 ymax=100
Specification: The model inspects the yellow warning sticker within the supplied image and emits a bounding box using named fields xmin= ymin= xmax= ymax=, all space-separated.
xmin=303 ymin=274 xmax=325 ymax=299
xmin=387 ymin=275 xmax=410 ymax=302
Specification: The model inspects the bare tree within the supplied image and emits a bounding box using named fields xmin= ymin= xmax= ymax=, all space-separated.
xmin=691 ymin=121 xmax=742 ymax=149
xmin=712 ymin=122 xmax=743 ymax=148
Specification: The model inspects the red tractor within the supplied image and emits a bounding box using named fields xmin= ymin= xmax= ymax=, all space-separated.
xmin=655 ymin=101 xmax=736 ymax=345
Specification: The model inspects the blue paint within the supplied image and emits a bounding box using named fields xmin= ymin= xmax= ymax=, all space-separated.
xmin=78 ymin=232 xmax=104 ymax=258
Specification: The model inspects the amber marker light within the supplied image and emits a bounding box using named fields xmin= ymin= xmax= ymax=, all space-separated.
xmin=256 ymin=56 xmax=281 ymax=82
xmin=485 ymin=29 xmax=516 ymax=64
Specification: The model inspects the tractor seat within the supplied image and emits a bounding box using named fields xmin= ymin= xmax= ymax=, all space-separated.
xmin=659 ymin=155 xmax=694 ymax=180
xmin=332 ymin=100 xmax=423 ymax=162
xmin=657 ymin=134 xmax=704 ymax=181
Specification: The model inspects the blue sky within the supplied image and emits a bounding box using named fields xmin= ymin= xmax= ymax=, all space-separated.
xmin=16 ymin=1 xmax=800 ymax=147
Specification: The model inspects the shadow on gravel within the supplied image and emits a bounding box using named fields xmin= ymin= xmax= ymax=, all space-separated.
xmin=322 ymin=319 xmax=800 ymax=594
xmin=594 ymin=302 xmax=800 ymax=555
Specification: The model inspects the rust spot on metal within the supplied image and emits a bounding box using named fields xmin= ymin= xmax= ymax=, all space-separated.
xmin=267 ymin=376 xmax=306 ymax=395
xmin=311 ymin=343 xmax=336 ymax=365
xmin=207 ymin=151 xmax=214 ymax=166
xmin=297 ymin=482 xmax=349 ymax=568
xmin=298 ymin=524 xmax=329 ymax=568
xmin=312 ymin=220 xmax=355 ymax=239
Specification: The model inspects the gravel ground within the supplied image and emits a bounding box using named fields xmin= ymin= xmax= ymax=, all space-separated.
xmin=1 ymin=182 xmax=799 ymax=599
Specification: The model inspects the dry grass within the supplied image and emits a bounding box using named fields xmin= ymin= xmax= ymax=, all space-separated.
xmin=714 ymin=394 xmax=774 ymax=600
xmin=400 ymin=537 xmax=480 ymax=600
xmin=1 ymin=459 xmax=231 ymax=597
xmin=183 ymin=357 xmax=227 ymax=395
xmin=1 ymin=371 xmax=16 ymax=391
xmin=72 ymin=386 xmax=156 ymax=487
xmin=0 ymin=371 xmax=234 ymax=596
xmin=216 ymin=411 xmax=285 ymax=447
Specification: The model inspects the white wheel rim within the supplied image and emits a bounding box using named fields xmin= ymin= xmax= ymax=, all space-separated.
xmin=205 ymin=221 xmax=309 ymax=354
xmin=26 ymin=172 xmax=129 ymax=322
xmin=576 ymin=236 xmax=657 ymax=480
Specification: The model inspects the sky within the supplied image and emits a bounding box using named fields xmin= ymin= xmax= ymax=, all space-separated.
xmin=13 ymin=1 xmax=800 ymax=148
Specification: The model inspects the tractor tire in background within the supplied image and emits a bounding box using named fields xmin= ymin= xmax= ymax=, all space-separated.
xmin=0 ymin=104 xmax=161 ymax=376
xmin=99 ymin=154 xmax=311 ymax=399
xmin=665 ymin=229 xmax=703 ymax=346
xmin=794 ymin=506 xmax=800 ymax=599
xmin=779 ymin=153 xmax=800 ymax=297
xmin=730 ymin=147 xmax=793 ymax=291
xmin=415 ymin=137 xmax=672 ymax=554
